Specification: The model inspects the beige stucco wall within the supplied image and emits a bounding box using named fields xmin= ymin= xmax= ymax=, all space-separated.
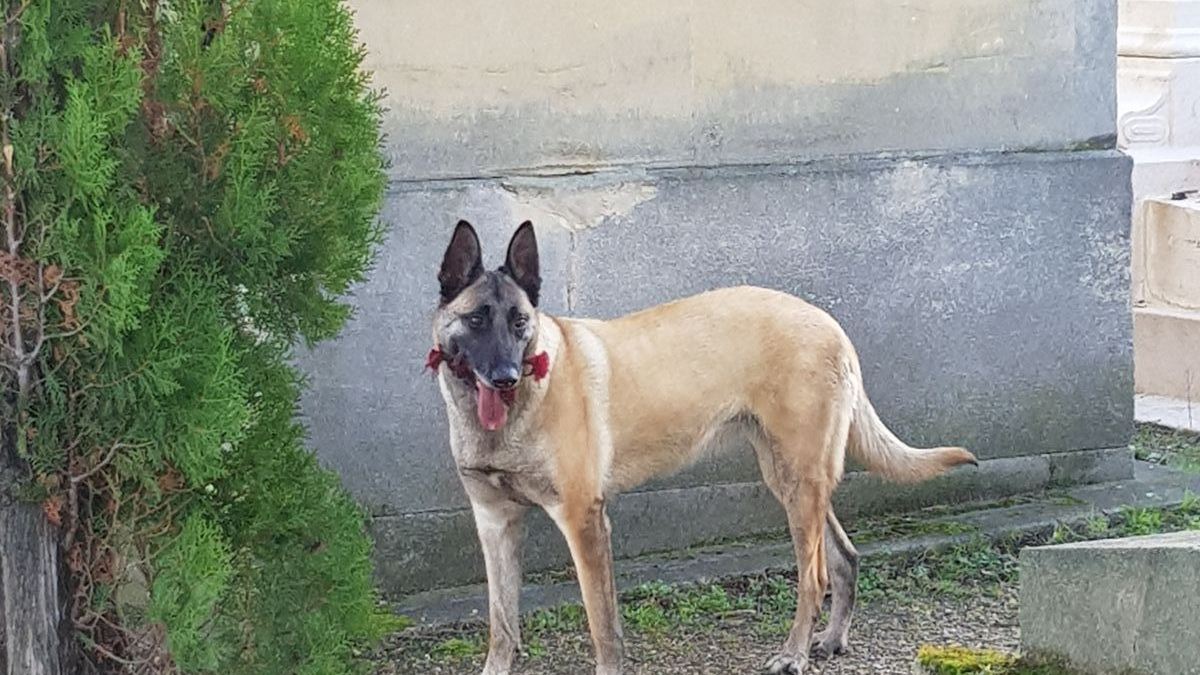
xmin=349 ymin=0 xmax=1116 ymax=180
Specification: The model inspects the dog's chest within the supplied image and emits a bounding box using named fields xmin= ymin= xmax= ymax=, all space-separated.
xmin=451 ymin=426 xmax=560 ymax=507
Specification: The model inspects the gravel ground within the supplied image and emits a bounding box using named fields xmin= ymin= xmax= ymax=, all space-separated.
xmin=376 ymin=584 xmax=1019 ymax=675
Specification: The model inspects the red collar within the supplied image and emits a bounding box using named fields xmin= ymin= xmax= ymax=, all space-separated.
xmin=426 ymin=348 xmax=550 ymax=404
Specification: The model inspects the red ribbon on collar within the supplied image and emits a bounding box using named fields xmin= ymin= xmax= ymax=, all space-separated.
xmin=426 ymin=348 xmax=551 ymax=382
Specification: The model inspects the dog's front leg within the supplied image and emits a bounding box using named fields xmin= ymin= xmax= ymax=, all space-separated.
xmin=469 ymin=497 xmax=529 ymax=675
xmin=550 ymin=497 xmax=625 ymax=675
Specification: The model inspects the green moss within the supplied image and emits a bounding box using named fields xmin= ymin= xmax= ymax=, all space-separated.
xmin=850 ymin=516 xmax=977 ymax=544
xmin=917 ymin=645 xmax=1015 ymax=674
xmin=916 ymin=645 xmax=1080 ymax=675
xmin=1066 ymin=134 xmax=1117 ymax=152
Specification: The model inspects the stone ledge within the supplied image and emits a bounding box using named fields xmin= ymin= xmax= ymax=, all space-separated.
xmin=374 ymin=447 xmax=1132 ymax=596
xmin=1020 ymin=530 xmax=1200 ymax=675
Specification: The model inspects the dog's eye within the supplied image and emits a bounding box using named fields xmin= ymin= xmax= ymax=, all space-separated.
xmin=513 ymin=316 xmax=528 ymax=331
xmin=466 ymin=314 xmax=485 ymax=329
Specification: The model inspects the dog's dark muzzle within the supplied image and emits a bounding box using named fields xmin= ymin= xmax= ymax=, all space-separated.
xmin=481 ymin=363 xmax=521 ymax=390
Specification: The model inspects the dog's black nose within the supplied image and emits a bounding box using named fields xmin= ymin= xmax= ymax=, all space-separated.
xmin=489 ymin=364 xmax=520 ymax=390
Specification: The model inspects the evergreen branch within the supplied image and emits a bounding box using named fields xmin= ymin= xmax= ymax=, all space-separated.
xmin=73 ymin=358 xmax=151 ymax=397
xmin=80 ymin=634 xmax=141 ymax=668
xmin=43 ymin=320 xmax=89 ymax=341
xmin=70 ymin=440 xmax=137 ymax=485
xmin=4 ymin=1 xmax=31 ymax=28
xmin=1 ymin=28 xmax=31 ymax=410
xmin=40 ymin=276 xmax=62 ymax=302
xmin=33 ymin=257 xmax=45 ymax=362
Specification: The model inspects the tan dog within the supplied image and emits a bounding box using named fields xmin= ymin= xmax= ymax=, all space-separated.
xmin=429 ymin=220 xmax=977 ymax=675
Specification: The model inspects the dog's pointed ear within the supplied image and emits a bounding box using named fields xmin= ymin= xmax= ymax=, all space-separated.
xmin=502 ymin=221 xmax=541 ymax=306
xmin=438 ymin=220 xmax=484 ymax=304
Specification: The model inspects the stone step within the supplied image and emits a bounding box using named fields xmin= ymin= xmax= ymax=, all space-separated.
xmin=1020 ymin=530 xmax=1200 ymax=675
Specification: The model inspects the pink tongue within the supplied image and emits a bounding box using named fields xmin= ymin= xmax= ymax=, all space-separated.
xmin=476 ymin=381 xmax=509 ymax=431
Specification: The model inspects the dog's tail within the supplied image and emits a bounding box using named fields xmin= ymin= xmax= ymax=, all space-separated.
xmin=847 ymin=386 xmax=977 ymax=484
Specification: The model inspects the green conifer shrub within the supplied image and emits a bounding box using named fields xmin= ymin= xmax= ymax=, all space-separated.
xmin=0 ymin=0 xmax=391 ymax=672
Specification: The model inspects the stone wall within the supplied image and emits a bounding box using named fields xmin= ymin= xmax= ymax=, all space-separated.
xmin=296 ymin=0 xmax=1134 ymax=595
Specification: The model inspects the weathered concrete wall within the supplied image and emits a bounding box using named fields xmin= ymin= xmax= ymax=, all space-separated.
xmin=357 ymin=0 xmax=1116 ymax=179
xmin=295 ymin=0 xmax=1133 ymax=595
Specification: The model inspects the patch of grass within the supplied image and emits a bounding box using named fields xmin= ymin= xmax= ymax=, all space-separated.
xmin=1048 ymin=495 xmax=1200 ymax=545
xmin=616 ymin=581 xmax=756 ymax=634
xmin=1122 ymin=508 xmax=1163 ymax=536
xmin=430 ymin=636 xmax=484 ymax=662
xmin=916 ymin=645 xmax=1080 ymax=675
xmin=381 ymin=613 xmax=415 ymax=632
xmin=1179 ymin=492 xmax=1200 ymax=530
xmin=753 ymin=612 xmax=793 ymax=637
xmin=1132 ymin=422 xmax=1200 ymax=473
xmin=621 ymin=601 xmax=669 ymax=633
xmin=1084 ymin=514 xmax=1111 ymax=537
xmin=524 ymin=635 xmax=548 ymax=659
xmin=855 ymin=536 xmax=1019 ymax=603
xmin=525 ymin=604 xmax=586 ymax=635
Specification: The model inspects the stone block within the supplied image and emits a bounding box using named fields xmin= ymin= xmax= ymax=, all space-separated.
xmin=1020 ymin=530 xmax=1200 ymax=675
xmin=1134 ymin=308 xmax=1200 ymax=400
xmin=348 ymin=0 xmax=1117 ymax=180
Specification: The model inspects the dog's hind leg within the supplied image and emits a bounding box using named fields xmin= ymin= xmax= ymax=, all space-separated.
xmin=758 ymin=470 xmax=830 ymax=675
xmin=468 ymin=497 xmax=529 ymax=675
xmin=751 ymin=388 xmax=849 ymax=674
xmin=811 ymin=509 xmax=858 ymax=659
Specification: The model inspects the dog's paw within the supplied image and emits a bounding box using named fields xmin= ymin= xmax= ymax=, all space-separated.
xmin=809 ymin=630 xmax=848 ymax=661
xmin=764 ymin=653 xmax=808 ymax=675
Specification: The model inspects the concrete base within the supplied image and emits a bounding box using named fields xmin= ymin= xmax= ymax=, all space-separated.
xmin=1020 ymin=530 xmax=1200 ymax=675
xmin=375 ymin=448 xmax=1131 ymax=595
